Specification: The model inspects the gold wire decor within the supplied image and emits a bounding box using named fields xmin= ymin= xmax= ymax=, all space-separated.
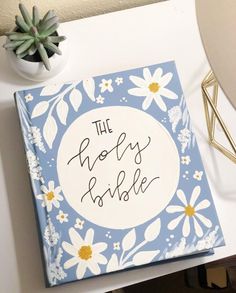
xmin=201 ymin=71 xmax=236 ymax=163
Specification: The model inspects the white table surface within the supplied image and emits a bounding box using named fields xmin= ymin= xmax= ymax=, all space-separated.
xmin=0 ymin=1 xmax=236 ymax=292
xmin=196 ymin=0 xmax=236 ymax=109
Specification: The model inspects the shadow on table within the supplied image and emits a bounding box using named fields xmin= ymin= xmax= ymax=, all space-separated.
xmin=0 ymin=101 xmax=46 ymax=292
xmin=182 ymin=59 xmax=236 ymax=200
xmin=0 ymin=101 xmax=130 ymax=293
xmin=0 ymin=45 xmax=38 ymax=86
xmin=193 ymin=122 xmax=236 ymax=200
xmin=0 ymin=101 xmax=87 ymax=292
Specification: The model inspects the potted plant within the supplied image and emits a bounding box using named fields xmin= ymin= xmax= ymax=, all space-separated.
xmin=3 ymin=3 xmax=68 ymax=81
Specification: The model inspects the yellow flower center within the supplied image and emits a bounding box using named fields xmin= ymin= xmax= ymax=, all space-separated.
xmin=105 ymin=83 xmax=109 ymax=87
xmin=78 ymin=245 xmax=92 ymax=260
xmin=185 ymin=205 xmax=195 ymax=217
xmin=148 ymin=82 xmax=160 ymax=93
xmin=61 ymin=215 xmax=65 ymax=219
xmin=46 ymin=191 xmax=54 ymax=201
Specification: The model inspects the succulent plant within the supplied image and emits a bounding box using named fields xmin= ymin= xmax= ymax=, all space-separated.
xmin=3 ymin=3 xmax=66 ymax=71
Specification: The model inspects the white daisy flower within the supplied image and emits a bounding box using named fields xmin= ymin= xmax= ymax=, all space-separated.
xmin=181 ymin=156 xmax=191 ymax=165
xmin=62 ymin=228 xmax=107 ymax=279
xmin=74 ymin=218 xmax=85 ymax=230
xmin=166 ymin=186 xmax=212 ymax=238
xmin=99 ymin=79 xmax=113 ymax=93
xmin=128 ymin=67 xmax=178 ymax=111
xmin=56 ymin=210 xmax=68 ymax=223
xmin=36 ymin=180 xmax=63 ymax=212
xmin=96 ymin=95 xmax=105 ymax=104
xmin=113 ymin=242 xmax=120 ymax=251
xmin=115 ymin=77 xmax=123 ymax=85
xmin=24 ymin=93 xmax=33 ymax=102
xmin=193 ymin=171 xmax=203 ymax=181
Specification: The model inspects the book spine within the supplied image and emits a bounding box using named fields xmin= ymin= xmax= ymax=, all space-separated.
xmin=14 ymin=92 xmax=50 ymax=287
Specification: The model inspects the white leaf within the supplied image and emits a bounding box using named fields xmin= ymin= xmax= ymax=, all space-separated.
xmin=56 ymin=99 xmax=69 ymax=125
xmin=83 ymin=78 xmax=96 ymax=101
xmin=122 ymin=229 xmax=136 ymax=252
xmin=40 ymin=84 xmax=63 ymax=96
xmin=182 ymin=108 xmax=188 ymax=125
xmin=43 ymin=116 xmax=57 ymax=149
xmin=144 ymin=218 xmax=161 ymax=242
xmin=132 ymin=250 xmax=160 ymax=266
xmin=31 ymin=101 xmax=49 ymax=118
xmin=106 ymin=253 xmax=119 ymax=273
xmin=69 ymin=89 xmax=82 ymax=111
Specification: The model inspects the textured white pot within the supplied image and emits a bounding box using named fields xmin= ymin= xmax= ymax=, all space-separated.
xmin=6 ymin=28 xmax=68 ymax=82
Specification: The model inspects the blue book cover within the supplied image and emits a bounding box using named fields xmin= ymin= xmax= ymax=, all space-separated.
xmin=15 ymin=61 xmax=224 ymax=287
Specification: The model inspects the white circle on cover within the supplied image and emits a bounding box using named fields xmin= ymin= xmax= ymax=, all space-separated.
xmin=57 ymin=106 xmax=180 ymax=229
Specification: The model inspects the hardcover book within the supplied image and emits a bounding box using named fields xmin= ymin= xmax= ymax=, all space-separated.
xmin=15 ymin=61 xmax=224 ymax=287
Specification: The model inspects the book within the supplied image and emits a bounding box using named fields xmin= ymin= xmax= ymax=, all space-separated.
xmin=15 ymin=61 xmax=224 ymax=287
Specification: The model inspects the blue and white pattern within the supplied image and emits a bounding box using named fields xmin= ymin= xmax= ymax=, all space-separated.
xmin=15 ymin=61 xmax=224 ymax=287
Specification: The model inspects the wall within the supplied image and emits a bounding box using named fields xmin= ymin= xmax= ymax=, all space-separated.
xmin=0 ymin=0 xmax=159 ymax=35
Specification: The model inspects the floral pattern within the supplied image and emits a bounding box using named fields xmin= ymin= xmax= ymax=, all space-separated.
xmin=166 ymin=186 xmax=212 ymax=237
xmin=99 ymin=79 xmax=113 ymax=93
xmin=56 ymin=210 xmax=69 ymax=223
xmin=26 ymin=150 xmax=43 ymax=181
xmin=74 ymin=218 xmax=85 ymax=230
xmin=181 ymin=156 xmax=191 ymax=165
xmin=24 ymin=93 xmax=33 ymax=103
xmin=115 ymin=77 xmax=123 ymax=85
xmin=15 ymin=62 xmax=224 ymax=286
xmin=44 ymin=246 xmax=67 ymax=286
xmin=28 ymin=126 xmax=46 ymax=153
xmin=178 ymin=128 xmax=191 ymax=153
xmin=36 ymin=180 xmax=63 ymax=212
xmin=62 ymin=228 xmax=108 ymax=279
xmin=193 ymin=170 xmax=203 ymax=181
xmin=168 ymin=106 xmax=182 ymax=132
xmin=113 ymin=242 xmax=120 ymax=251
xmin=96 ymin=95 xmax=105 ymax=104
xmin=44 ymin=217 xmax=60 ymax=247
xmin=128 ymin=67 xmax=178 ymax=111
xmin=107 ymin=218 xmax=161 ymax=272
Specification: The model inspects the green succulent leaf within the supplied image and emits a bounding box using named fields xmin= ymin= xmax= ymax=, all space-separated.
xmin=5 ymin=32 xmax=16 ymax=36
xmin=39 ymin=16 xmax=59 ymax=34
xmin=3 ymin=40 xmax=25 ymax=50
xmin=15 ymin=15 xmax=30 ymax=32
xmin=44 ymin=41 xmax=62 ymax=55
xmin=3 ymin=4 xmax=66 ymax=71
xmin=28 ymin=43 xmax=37 ymax=55
xmin=19 ymin=3 xmax=32 ymax=26
xmin=17 ymin=50 xmax=29 ymax=59
xmin=47 ymin=36 xmax=66 ymax=43
xmin=29 ymin=26 xmax=39 ymax=38
xmin=16 ymin=38 xmax=34 ymax=55
xmin=32 ymin=6 xmax=40 ymax=26
xmin=38 ymin=43 xmax=51 ymax=71
xmin=42 ymin=23 xmax=59 ymax=38
xmin=8 ymin=33 xmax=33 ymax=41
xmin=42 ymin=10 xmax=55 ymax=23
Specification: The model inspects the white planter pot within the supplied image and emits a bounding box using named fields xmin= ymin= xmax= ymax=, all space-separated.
xmin=6 ymin=28 xmax=69 ymax=82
